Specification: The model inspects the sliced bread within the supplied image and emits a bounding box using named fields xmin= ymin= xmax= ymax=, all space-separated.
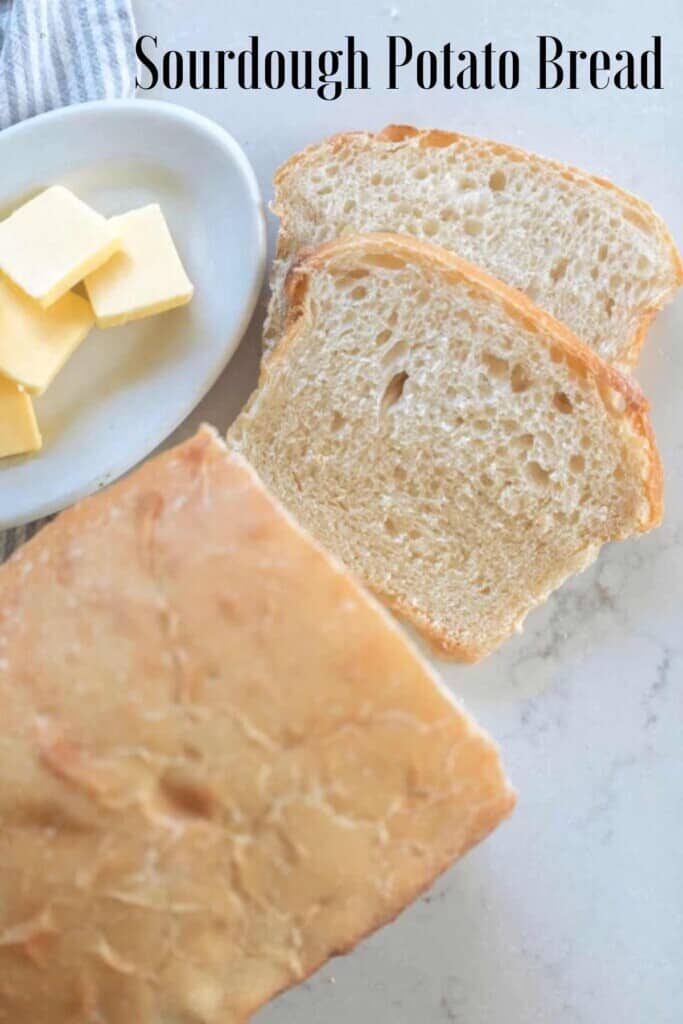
xmin=264 ymin=125 xmax=682 ymax=366
xmin=0 ymin=425 xmax=514 ymax=1023
xmin=231 ymin=234 xmax=662 ymax=661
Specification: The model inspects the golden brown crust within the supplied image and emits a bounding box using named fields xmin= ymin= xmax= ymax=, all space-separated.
xmin=0 ymin=425 xmax=515 ymax=1020
xmin=270 ymin=125 xmax=683 ymax=365
xmin=256 ymin=232 xmax=664 ymax=658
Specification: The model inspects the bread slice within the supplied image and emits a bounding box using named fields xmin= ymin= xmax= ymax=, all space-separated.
xmin=231 ymin=234 xmax=662 ymax=661
xmin=264 ymin=125 xmax=682 ymax=366
xmin=0 ymin=426 xmax=514 ymax=1024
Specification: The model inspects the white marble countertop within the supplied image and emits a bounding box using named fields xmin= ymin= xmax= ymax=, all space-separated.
xmin=137 ymin=1 xmax=682 ymax=1020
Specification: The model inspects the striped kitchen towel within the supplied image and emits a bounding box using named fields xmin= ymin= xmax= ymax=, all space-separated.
xmin=0 ymin=0 xmax=136 ymax=561
xmin=0 ymin=0 xmax=136 ymax=130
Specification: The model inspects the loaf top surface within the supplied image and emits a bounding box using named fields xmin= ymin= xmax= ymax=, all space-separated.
xmin=235 ymin=233 xmax=662 ymax=660
xmin=264 ymin=124 xmax=682 ymax=366
xmin=0 ymin=426 xmax=514 ymax=1024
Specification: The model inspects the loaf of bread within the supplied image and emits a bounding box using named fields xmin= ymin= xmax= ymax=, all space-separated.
xmin=264 ymin=125 xmax=682 ymax=366
xmin=0 ymin=426 xmax=514 ymax=1023
xmin=232 ymin=234 xmax=662 ymax=661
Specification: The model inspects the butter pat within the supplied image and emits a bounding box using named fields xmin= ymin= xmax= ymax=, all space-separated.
xmin=0 ymin=186 xmax=120 ymax=308
xmin=84 ymin=204 xmax=194 ymax=327
xmin=0 ymin=376 xmax=41 ymax=458
xmin=0 ymin=276 xmax=94 ymax=395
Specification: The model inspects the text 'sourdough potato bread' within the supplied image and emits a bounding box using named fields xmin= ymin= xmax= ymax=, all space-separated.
xmin=231 ymin=234 xmax=662 ymax=661
xmin=263 ymin=125 xmax=682 ymax=366
xmin=0 ymin=426 xmax=514 ymax=1023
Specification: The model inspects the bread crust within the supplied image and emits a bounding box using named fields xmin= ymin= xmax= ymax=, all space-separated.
xmin=270 ymin=125 xmax=683 ymax=366
xmin=0 ymin=425 xmax=515 ymax=1017
xmin=256 ymin=232 xmax=663 ymax=661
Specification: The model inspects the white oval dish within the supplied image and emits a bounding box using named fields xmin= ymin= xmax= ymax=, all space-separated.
xmin=0 ymin=99 xmax=266 ymax=529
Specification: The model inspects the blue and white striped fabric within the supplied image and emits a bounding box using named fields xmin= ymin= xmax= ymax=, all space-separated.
xmin=0 ymin=0 xmax=136 ymax=561
xmin=0 ymin=0 xmax=136 ymax=130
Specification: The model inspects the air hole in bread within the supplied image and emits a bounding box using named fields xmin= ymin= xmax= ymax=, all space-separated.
xmin=604 ymin=296 xmax=615 ymax=317
xmin=513 ymin=433 xmax=534 ymax=451
xmin=489 ymin=170 xmax=507 ymax=192
xmin=350 ymin=285 xmax=367 ymax=300
xmin=598 ymin=243 xmax=609 ymax=261
xmin=414 ymin=167 xmax=428 ymax=180
xmin=473 ymin=574 xmax=493 ymax=595
xmin=464 ymin=218 xmax=483 ymax=236
xmin=483 ymin=352 xmax=509 ymax=379
xmin=375 ymin=328 xmax=393 ymax=347
xmin=343 ymin=199 xmax=357 ymax=213
xmin=564 ymin=353 xmax=589 ymax=381
xmin=393 ymin=465 xmax=407 ymax=483
xmin=575 ymin=207 xmax=589 ymax=225
xmin=380 ymin=371 xmax=409 ymax=414
xmin=550 ymin=258 xmax=569 ymax=283
xmin=637 ymin=255 xmax=650 ymax=272
xmin=331 ymin=411 xmax=346 ymax=432
xmin=384 ymin=516 xmax=399 ymax=536
xmin=459 ymin=177 xmax=476 ymax=190
xmin=527 ymin=461 xmax=550 ymax=486
xmin=423 ymin=219 xmax=439 ymax=237
xmin=569 ymin=454 xmax=585 ymax=474
xmin=510 ymin=365 xmax=531 ymax=393
xmin=371 ymin=173 xmax=382 ymax=186
xmin=474 ymin=418 xmax=490 ymax=432
xmin=553 ymin=391 xmax=573 ymax=414
xmin=381 ymin=339 xmax=408 ymax=368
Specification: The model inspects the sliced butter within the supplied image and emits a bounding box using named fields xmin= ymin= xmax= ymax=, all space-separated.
xmin=0 ymin=276 xmax=94 ymax=395
xmin=0 ymin=376 xmax=41 ymax=458
xmin=0 ymin=186 xmax=120 ymax=308
xmin=84 ymin=204 xmax=194 ymax=328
